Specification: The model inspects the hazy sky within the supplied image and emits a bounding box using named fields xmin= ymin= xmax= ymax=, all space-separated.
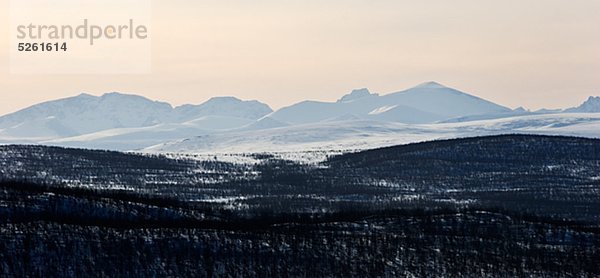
xmin=1 ymin=0 xmax=599 ymax=115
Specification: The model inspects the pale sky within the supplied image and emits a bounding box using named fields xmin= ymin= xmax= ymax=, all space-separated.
xmin=1 ymin=0 xmax=599 ymax=115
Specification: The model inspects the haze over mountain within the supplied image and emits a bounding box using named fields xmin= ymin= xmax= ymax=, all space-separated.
xmin=265 ymin=82 xmax=512 ymax=125
xmin=145 ymin=113 xmax=600 ymax=158
xmin=0 ymin=82 xmax=598 ymax=152
xmin=0 ymin=93 xmax=173 ymax=140
xmin=564 ymin=96 xmax=600 ymax=113
xmin=173 ymin=97 xmax=273 ymax=122
xmin=0 ymin=93 xmax=272 ymax=142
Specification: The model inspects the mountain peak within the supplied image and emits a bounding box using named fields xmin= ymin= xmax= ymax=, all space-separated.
xmin=414 ymin=81 xmax=447 ymax=89
xmin=205 ymin=96 xmax=243 ymax=104
xmin=586 ymin=96 xmax=600 ymax=102
xmin=173 ymin=96 xmax=273 ymax=121
xmin=513 ymin=106 xmax=528 ymax=113
xmin=77 ymin=92 xmax=95 ymax=98
xmin=101 ymin=92 xmax=143 ymax=99
xmin=565 ymin=96 xmax=600 ymax=113
xmin=337 ymin=88 xmax=378 ymax=103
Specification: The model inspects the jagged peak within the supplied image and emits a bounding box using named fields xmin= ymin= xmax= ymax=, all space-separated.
xmin=576 ymin=95 xmax=599 ymax=107
xmin=564 ymin=96 xmax=600 ymax=113
xmin=337 ymin=88 xmax=378 ymax=103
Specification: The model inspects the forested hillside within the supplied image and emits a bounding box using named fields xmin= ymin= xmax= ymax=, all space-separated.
xmin=1 ymin=135 xmax=599 ymax=276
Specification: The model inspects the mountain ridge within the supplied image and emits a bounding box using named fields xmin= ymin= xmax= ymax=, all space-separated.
xmin=266 ymin=82 xmax=512 ymax=125
xmin=565 ymin=96 xmax=600 ymax=113
xmin=0 ymin=93 xmax=273 ymax=141
xmin=0 ymin=83 xmax=598 ymax=152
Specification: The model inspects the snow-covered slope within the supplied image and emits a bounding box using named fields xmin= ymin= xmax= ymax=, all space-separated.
xmin=267 ymin=82 xmax=511 ymax=125
xmin=42 ymin=116 xmax=255 ymax=151
xmin=173 ymin=97 xmax=273 ymax=121
xmin=238 ymin=116 xmax=290 ymax=131
xmin=1 ymin=85 xmax=598 ymax=154
xmin=564 ymin=96 xmax=600 ymax=113
xmin=0 ymin=93 xmax=272 ymax=142
xmin=337 ymin=88 xmax=379 ymax=103
xmin=441 ymin=108 xmax=535 ymax=123
xmin=380 ymin=82 xmax=511 ymax=118
xmin=366 ymin=104 xmax=442 ymax=124
xmin=0 ymin=93 xmax=173 ymax=140
xmin=145 ymin=113 xmax=600 ymax=156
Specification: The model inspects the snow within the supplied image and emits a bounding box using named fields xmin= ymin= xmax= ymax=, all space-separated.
xmin=144 ymin=113 xmax=600 ymax=163
xmin=337 ymin=88 xmax=378 ymax=103
xmin=0 ymin=92 xmax=272 ymax=142
xmin=0 ymin=93 xmax=173 ymax=139
xmin=413 ymin=81 xmax=448 ymax=89
xmin=173 ymin=96 xmax=273 ymax=121
xmin=191 ymin=196 xmax=250 ymax=203
xmin=368 ymin=105 xmax=442 ymax=124
xmin=238 ymin=116 xmax=289 ymax=130
xmin=40 ymin=116 xmax=255 ymax=151
xmin=183 ymin=116 xmax=253 ymax=130
xmin=441 ymin=110 xmax=535 ymax=123
xmin=380 ymin=82 xmax=511 ymax=119
xmin=0 ymin=84 xmax=598 ymax=163
xmin=267 ymin=83 xmax=511 ymax=125
xmin=368 ymin=105 xmax=398 ymax=115
xmin=564 ymin=96 xmax=600 ymax=113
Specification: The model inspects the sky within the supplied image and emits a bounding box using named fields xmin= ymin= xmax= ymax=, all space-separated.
xmin=1 ymin=0 xmax=599 ymax=115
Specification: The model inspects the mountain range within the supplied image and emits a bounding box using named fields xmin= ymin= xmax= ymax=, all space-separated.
xmin=266 ymin=82 xmax=512 ymax=125
xmin=1 ymin=82 xmax=598 ymax=154
xmin=0 ymin=94 xmax=271 ymax=142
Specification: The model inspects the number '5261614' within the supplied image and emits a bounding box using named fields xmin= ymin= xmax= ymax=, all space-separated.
xmin=18 ymin=42 xmax=67 ymax=52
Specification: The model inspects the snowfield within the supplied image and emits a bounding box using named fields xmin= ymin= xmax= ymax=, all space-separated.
xmin=1 ymin=82 xmax=599 ymax=161
xmin=144 ymin=113 xmax=600 ymax=162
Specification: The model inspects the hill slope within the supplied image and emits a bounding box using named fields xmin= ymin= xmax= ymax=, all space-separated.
xmin=267 ymin=82 xmax=511 ymax=125
xmin=145 ymin=113 xmax=600 ymax=156
xmin=1 ymin=135 xmax=599 ymax=276
xmin=0 ymin=93 xmax=272 ymax=142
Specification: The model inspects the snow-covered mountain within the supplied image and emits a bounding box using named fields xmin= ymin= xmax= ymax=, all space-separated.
xmin=0 ymin=93 xmax=272 ymax=142
xmin=0 ymin=93 xmax=173 ymax=141
xmin=565 ymin=96 xmax=600 ymax=113
xmin=0 ymin=84 xmax=598 ymax=154
xmin=265 ymin=82 xmax=511 ymax=125
xmin=145 ymin=113 xmax=600 ymax=157
xmin=41 ymin=115 xmax=256 ymax=151
xmin=172 ymin=97 xmax=273 ymax=122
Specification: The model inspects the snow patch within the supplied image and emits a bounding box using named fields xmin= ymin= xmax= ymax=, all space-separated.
xmin=368 ymin=105 xmax=398 ymax=115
